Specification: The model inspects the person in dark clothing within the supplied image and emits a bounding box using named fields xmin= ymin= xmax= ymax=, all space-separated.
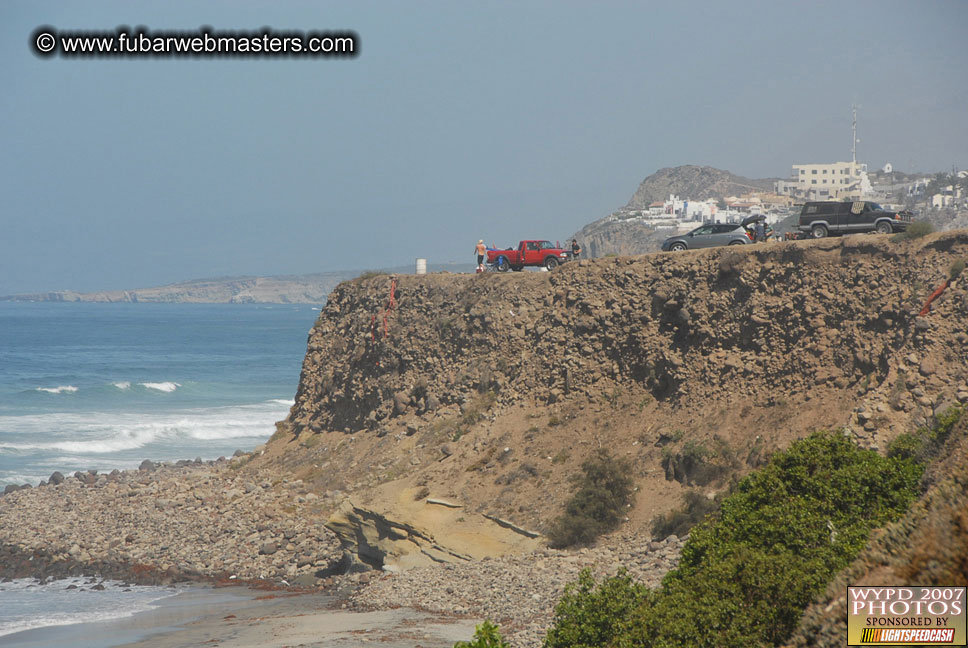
xmin=571 ymin=239 xmax=581 ymax=259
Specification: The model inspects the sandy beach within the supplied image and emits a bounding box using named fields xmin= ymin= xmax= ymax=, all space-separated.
xmin=0 ymin=586 xmax=480 ymax=648
xmin=115 ymin=589 xmax=482 ymax=648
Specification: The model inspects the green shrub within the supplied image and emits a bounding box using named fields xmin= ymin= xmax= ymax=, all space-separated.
xmin=887 ymin=432 xmax=926 ymax=462
xmin=544 ymin=569 xmax=649 ymax=648
xmin=546 ymin=430 xmax=926 ymax=648
xmin=950 ymin=259 xmax=965 ymax=281
xmin=455 ymin=620 xmax=510 ymax=648
xmin=547 ymin=449 xmax=635 ymax=548
xmin=934 ymin=405 xmax=963 ymax=444
xmin=908 ymin=220 xmax=935 ymax=238
xmin=894 ymin=220 xmax=934 ymax=240
xmin=888 ymin=405 xmax=963 ymax=464
xmin=629 ymin=431 xmax=921 ymax=647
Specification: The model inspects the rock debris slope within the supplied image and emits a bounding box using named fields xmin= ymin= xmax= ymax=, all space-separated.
xmin=0 ymin=459 xmax=342 ymax=585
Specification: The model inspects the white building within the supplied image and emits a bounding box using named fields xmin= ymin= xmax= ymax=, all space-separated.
xmin=931 ymin=182 xmax=964 ymax=209
xmin=777 ymin=161 xmax=872 ymax=200
xmin=662 ymin=194 xmax=718 ymax=221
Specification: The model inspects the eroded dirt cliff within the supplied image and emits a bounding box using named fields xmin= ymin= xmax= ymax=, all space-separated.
xmin=252 ymin=232 xmax=968 ymax=560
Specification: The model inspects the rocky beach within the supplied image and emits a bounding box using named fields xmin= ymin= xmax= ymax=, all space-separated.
xmin=0 ymin=454 xmax=343 ymax=587
xmin=0 ymin=452 xmax=684 ymax=647
xmin=349 ymin=534 xmax=683 ymax=647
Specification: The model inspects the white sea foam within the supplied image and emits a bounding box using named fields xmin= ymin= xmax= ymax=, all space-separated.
xmin=0 ymin=400 xmax=290 ymax=456
xmin=0 ymin=578 xmax=179 ymax=638
xmin=34 ymin=385 xmax=78 ymax=394
xmin=139 ymin=381 xmax=180 ymax=392
xmin=113 ymin=381 xmax=131 ymax=390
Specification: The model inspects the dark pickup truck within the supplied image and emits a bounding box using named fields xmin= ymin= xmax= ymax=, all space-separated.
xmin=798 ymin=201 xmax=913 ymax=238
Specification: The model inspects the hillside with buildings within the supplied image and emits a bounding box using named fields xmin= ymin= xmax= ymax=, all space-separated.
xmin=571 ymin=163 xmax=967 ymax=259
xmin=570 ymin=165 xmax=794 ymax=258
xmin=622 ymin=165 xmax=776 ymax=209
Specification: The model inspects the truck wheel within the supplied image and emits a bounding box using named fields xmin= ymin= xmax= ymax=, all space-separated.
xmin=811 ymin=224 xmax=828 ymax=239
xmin=496 ymin=256 xmax=510 ymax=272
xmin=729 ymin=240 xmax=745 ymax=245
xmin=544 ymin=256 xmax=559 ymax=270
xmin=670 ymin=242 xmax=686 ymax=252
xmin=875 ymin=221 xmax=893 ymax=235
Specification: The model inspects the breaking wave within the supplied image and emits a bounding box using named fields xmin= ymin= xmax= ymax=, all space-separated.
xmin=139 ymin=381 xmax=180 ymax=393
xmin=0 ymin=399 xmax=295 ymax=483
xmin=0 ymin=400 xmax=291 ymax=455
xmin=0 ymin=578 xmax=180 ymax=639
xmin=33 ymin=385 xmax=78 ymax=394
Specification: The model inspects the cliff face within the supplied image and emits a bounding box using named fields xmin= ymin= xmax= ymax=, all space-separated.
xmin=572 ymin=219 xmax=669 ymax=259
xmin=262 ymin=232 xmax=968 ymax=543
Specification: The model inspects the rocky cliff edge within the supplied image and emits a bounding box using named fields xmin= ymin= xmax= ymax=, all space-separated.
xmin=252 ymin=231 xmax=968 ymax=569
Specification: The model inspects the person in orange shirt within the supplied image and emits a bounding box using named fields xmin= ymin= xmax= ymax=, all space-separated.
xmin=475 ymin=239 xmax=487 ymax=273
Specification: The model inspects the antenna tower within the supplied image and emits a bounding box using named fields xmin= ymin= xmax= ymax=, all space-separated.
xmin=851 ymin=104 xmax=859 ymax=165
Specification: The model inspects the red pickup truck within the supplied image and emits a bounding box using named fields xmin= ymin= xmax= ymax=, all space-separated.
xmin=486 ymin=240 xmax=570 ymax=272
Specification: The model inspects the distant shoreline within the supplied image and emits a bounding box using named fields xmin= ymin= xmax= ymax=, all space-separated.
xmin=0 ymin=273 xmax=350 ymax=305
xmin=0 ymin=264 xmax=475 ymax=304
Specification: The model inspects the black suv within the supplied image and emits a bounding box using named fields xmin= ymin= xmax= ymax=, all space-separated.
xmin=797 ymin=201 xmax=912 ymax=238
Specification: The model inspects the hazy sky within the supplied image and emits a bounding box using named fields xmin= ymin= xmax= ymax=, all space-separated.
xmin=2 ymin=1 xmax=966 ymax=294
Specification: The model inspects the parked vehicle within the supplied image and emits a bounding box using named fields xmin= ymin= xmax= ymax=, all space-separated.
xmin=486 ymin=240 xmax=570 ymax=272
xmin=661 ymin=223 xmax=752 ymax=251
xmin=797 ymin=201 xmax=913 ymax=238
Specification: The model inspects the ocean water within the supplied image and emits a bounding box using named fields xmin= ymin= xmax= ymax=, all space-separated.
xmin=0 ymin=302 xmax=320 ymax=643
xmin=0 ymin=578 xmax=182 ymax=642
xmin=0 ymin=302 xmax=320 ymax=485
xmin=0 ymin=579 xmax=260 ymax=647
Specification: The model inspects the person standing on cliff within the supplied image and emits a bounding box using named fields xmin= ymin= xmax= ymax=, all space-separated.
xmin=571 ymin=239 xmax=582 ymax=260
xmin=475 ymin=240 xmax=487 ymax=273
xmin=754 ymin=220 xmax=766 ymax=243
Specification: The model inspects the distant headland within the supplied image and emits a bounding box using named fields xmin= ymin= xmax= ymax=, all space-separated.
xmin=0 ymin=263 xmax=474 ymax=304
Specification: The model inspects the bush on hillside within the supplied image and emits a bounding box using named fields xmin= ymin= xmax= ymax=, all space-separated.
xmin=356 ymin=270 xmax=387 ymax=280
xmin=543 ymin=430 xmax=925 ymax=648
xmin=950 ymin=259 xmax=965 ymax=281
xmin=889 ymin=405 xmax=963 ymax=465
xmin=544 ymin=569 xmax=649 ymax=648
xmin=894 ymin=220 xmax=934 ymax=240
xmin=454 ymin=620 xmax=510 ymax=648
xmin=547 ymin=449 xmax=635 ymax=548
